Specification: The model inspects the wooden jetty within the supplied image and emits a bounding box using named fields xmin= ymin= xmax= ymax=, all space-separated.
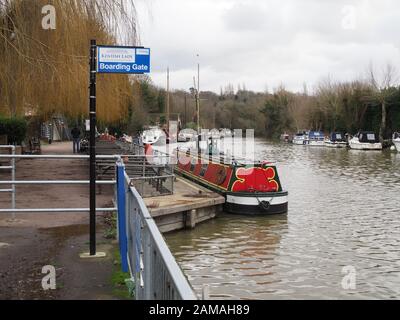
xmin=145 ymin=177 xmax=225 ymax=233
xmin=96 ymin=140 xmax=225 ymax=233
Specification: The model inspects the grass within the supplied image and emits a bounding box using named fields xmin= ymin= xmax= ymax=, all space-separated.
xmin=103 ymin=212 xmax=135 ymax=299
xmin=111 ymin=249 xmax=134 ymax=299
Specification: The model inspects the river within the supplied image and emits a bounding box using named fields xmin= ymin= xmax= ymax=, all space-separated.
xmin=165 ymin=139 xmax=400 ymax=299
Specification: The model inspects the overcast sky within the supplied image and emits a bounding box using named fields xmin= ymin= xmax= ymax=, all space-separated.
xmin=135 ymin=0 xmax=400 ymax=94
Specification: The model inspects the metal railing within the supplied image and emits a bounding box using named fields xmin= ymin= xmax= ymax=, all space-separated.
xmin=116 ymin=162 xmax=197 ymax=300
xmin=0 ymin=146 xmax=16 ymax=219
xmin=0 ymin=149 xmax=197 ymax=300
xmin=113 ymin=141 xmax=175 ymax=198
xmin=0 ymin=154 xmax=119 ymax=217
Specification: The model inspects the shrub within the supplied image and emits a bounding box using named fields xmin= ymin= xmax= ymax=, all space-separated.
xmin=0 ymin=117 xmax=28 ymax=145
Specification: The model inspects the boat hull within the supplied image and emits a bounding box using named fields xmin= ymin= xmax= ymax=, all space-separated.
xmin=307 ymin=140 xmax=325 ymax=147
xmin=293 ymin=139 xmax=306 ymax=145
xmin=225 ymin=192 xmax=289 ymax=215
xmin=393 ymin=139 xmax=400 ymax=152
xmin=325 ymin=141 xmax=348 ymax=148
xmin=349 ymin=141 xmax=382 ymax=150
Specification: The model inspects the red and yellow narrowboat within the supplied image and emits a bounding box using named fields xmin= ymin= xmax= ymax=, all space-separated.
xmin=175 ymin=151 xmax=288 ymax=215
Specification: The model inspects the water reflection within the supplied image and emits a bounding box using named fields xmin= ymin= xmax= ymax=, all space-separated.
xmin=166 ymin=139 xmax=400 ymax=299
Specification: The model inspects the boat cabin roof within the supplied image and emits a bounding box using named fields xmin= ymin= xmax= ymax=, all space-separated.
xmin=330 ymin=132 xmax=345 ymax=141
xmin=358 ymin=131 xmax=378 ymax=143
xmin=308 ymin=131 xmax=324 ymax=139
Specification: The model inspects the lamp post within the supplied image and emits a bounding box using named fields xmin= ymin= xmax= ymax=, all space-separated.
xmin=196 ymin=55 xmax=200 ymax=133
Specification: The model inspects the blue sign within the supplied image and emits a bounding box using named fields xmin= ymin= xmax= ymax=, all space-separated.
xmin=97 ymin=46 xmax=151 ymax=74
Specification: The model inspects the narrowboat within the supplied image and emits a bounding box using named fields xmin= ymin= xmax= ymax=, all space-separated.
xmin=175 ymin=150 xmax=289 ymax=215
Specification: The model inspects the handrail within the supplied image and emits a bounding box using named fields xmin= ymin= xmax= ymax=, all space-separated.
xmin=0 ymin=145 xmax=15 ymax=219
xmin=118 ymin=166 xmax=197 ymax=300
xmin=0 ymin=152 xmax=121 ymax=219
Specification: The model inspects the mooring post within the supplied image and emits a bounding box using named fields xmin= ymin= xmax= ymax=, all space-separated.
xmin=89 ymin=39 xmax=97 ymax=256
xmin=117 ymin=162 xmax=129 ymax=273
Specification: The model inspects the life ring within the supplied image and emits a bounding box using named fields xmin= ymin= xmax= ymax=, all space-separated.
xmin=215 ymin=167 xmax=227 ymax=185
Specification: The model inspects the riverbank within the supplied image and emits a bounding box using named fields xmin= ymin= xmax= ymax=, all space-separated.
xmin=0 ymin=142 xmax=125 ymax=300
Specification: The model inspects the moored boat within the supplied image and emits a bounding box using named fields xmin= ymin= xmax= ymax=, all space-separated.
xmin=280 ymin=133 xmax=290 ymax=143
xmin=178 ymin=129 xmax=197 ymax=142
xmin=292 ymin=132 xmax=307 ymax=145
xmin=325 ymin=132 xmax=348 ymax=148
xmin=307 ymin=131 xmax=325 ymax=146
xmin=349 ymin=131 xmax=382 ymax=150
xmin=141 ymin=127 xmax=167 ymax=146
xmin=176 ymin=150 xmax=288 ymax=215
xmin=393 ymin=132 xmax=400 ymax=152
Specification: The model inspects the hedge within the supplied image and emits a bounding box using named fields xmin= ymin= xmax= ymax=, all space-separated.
xmin=0 ymin=117 xmax=28 ymax=145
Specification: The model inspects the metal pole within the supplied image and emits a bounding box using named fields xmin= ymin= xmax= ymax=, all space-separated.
xmin=11 ymin=146 xmax=16 ymax=220
xmin=89 ymin=39 xmax=97 ymax=256
xmin=166 ymin=68 xmax=170 ymax=129
xmin=184 ymin=93 xmax=187 ymax=128
xmin=197 ymin=61 xmax=200 ymax=133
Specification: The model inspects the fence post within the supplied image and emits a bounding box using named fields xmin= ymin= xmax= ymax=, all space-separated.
xmin=11 ymin=146 xmax=16 ymax=220
xmin=117 ymin=162 xmax=129 ymax=273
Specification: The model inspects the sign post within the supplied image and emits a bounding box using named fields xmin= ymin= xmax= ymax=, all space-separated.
xmin=89 ymin=39 xmax=97 ymax=256
xmin=83 ymin=41 xmax=151 ymax=258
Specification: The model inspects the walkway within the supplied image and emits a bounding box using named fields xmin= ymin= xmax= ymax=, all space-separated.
xmin=0 ymin=142 xmax=119 ymax=300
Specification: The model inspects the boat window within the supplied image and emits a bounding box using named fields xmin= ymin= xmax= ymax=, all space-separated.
xmin=367 ymin=134 xmax=376 ymax=141
xmin=336 ymin=134 xmax=342 ymax=139
xmin=190 ymin=159 xmax=196 ymax=172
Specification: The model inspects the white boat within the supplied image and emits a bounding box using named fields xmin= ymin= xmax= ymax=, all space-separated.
xmin=393 ymin=132 xmax=400 ymax=152
xmin=307 ymin=131 xmax=325 ymax=147
xmin=209 ymin=129 xmax=221 ymax=139
xmin=325 ymin=132 xmax=348 ymax=148
xmin=293 ymin=132 xmax=307 ymax=145
xmin=178 ymin=129 xmax=197 ymax=142
xmin=141 ymin=127 xmax=167 ymax=146
xmin=349 ymin=132 xmax=382 ymax=150
xmin=220 ymin=128 xmax=233 ymax=137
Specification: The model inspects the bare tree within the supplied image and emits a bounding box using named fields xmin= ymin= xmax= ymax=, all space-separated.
xmin=366 ymin=63 xmax=398 ymax=141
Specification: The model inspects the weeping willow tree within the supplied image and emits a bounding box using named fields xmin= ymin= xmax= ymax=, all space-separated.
xmin=0 ymin=0 xmax=139 ymax=122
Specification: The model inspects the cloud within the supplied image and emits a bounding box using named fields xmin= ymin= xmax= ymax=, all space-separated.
xmin=136 ymin=0 xmax=400 ymax=93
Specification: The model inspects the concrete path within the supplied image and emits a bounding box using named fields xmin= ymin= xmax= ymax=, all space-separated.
xmin=0 ymin=142 xmax=120 ymax=300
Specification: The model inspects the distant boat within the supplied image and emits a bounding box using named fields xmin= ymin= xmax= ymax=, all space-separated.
xmin=280 ymin=133 xmax=290 ymax=143
xmin=220 ymin=128 xmax=233 ymax=137
xmin=307 ymin=131 xmax=325 ymax=147
xmin=393 ymin=132 xmax=400 ymax=152
xmin=178 ymin=129 xmax=197 ymax=142
xmin=349 ymin=132 xmax=382 ymax=150
xmin=142 ymin=127 xmax=167 ymax=146
xmin=292 ymin=132 xmax=307 ymax=145
xmin=325 ymin=132 xmax=348 ymax=148
xmin=209 ymin=128 xmax=221 ymax=139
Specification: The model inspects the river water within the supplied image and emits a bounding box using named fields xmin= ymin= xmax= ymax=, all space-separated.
xmin=165 ymin=139 xmax=400 ymax=299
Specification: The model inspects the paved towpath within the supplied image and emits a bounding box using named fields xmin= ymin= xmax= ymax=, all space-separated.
xmin=0 ymin=142 xmax=120 ymax=300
